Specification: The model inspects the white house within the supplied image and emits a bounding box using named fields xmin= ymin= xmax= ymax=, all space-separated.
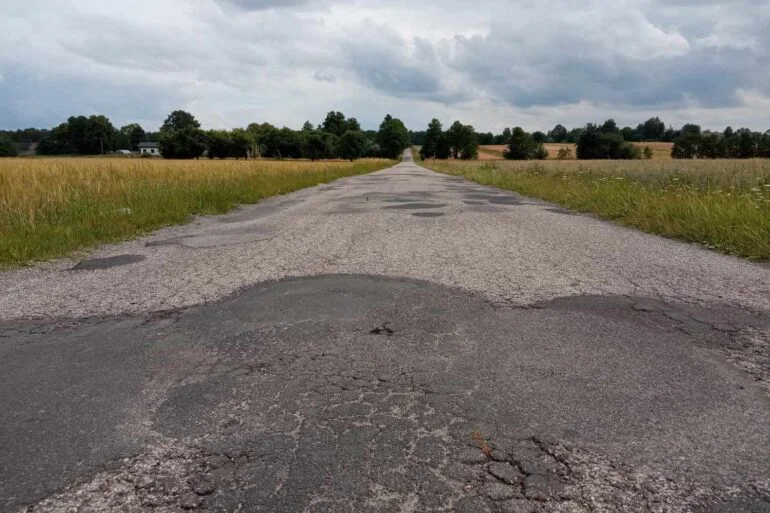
xmin=138 ymin=142 xmax=160 ymax=155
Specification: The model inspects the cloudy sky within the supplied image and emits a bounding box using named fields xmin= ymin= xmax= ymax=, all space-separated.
xmin=2 ymin=0 xmax=769 ymax=133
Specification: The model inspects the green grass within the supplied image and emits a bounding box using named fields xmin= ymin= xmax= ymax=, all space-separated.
xmin=420 ymin=159 xmax=770 ymax=260
xmin=0 ymin=158 xmax=395 ymax=267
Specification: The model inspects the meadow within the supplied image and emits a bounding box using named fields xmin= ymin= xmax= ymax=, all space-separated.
xmin=478 ymin=142 xmax=674 ymax=160
xmin=0 ymin=157 xmax=394 ymax=267
xmin=420 ymin=158 xmax=770 ymax=260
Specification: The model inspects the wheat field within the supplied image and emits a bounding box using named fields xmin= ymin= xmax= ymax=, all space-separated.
xmin=0 ymin=157 xmax=393 ymax=266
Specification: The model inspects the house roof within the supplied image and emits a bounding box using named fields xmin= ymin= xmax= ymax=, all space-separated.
xmin=138 ymin=142 xmax=159 ymax=148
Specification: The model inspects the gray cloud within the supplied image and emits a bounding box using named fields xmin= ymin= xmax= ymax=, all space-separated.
xmin=1 ymin=0 xmax=769 ymax=132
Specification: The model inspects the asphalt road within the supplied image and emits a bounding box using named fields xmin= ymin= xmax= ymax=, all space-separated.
xmin=2 ymin=151 xmax=770 ymax=513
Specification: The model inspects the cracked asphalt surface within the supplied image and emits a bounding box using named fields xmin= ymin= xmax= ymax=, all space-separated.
xmin=2 ymin=151 xmax=770 ymax=512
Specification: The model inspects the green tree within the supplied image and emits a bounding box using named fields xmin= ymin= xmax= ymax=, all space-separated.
xmin=159 ymin=127 xmax=206 ymax=159
xmin=206 ymin=130 xmax=232 ymax=159
xmin=532 ymin=131 xmax=547 ymax=143
xmin=671 ymin=133 xmax=701 ymax=159
xmin=322 ymin=111 xmax=348 ymax=137
xmin=230 ymin=129 xmax=255 ymax=159
xmin=419 ymin=118 xmax=444 ymax=159
xmin=506 ymin=127 xmax=538 ymax=160
xmin=161 ymin=110 xmax=200 ymax=133
xmin=642 ymin=117 xmax=666 ymax=141
xmin=302 ymin=132 xmax=327 ymax=161
xmin=159 ymin=110 xmax=205 ymax=159
xmin=377 ymin=115 xmax=410 ymax=159
xmin=447 ymin=121 xmax=478 ymax=160
xmin=119 ymin=123 xmax=146 ymax=151
xmin=698 ymin=133 xmax=724 ymax=159
xmin=346 ymin=117 xmax=362 ymax=132
xmin=0 ymin=136 xmax=18 ymax=157
xmin=302 ymin=121 xmax=315 ymax=132
xmin=577 ymin=124 xmax=639 ymax=160
xmin=548 ymin=124 xmax=568 ymax=143
xmin=478 ymin=132 xmax=495 ymax=145
xmin=600 ymin=119 xmax=620 ymax=134
xmin=338 ymin=130 xmax=367 ymax=161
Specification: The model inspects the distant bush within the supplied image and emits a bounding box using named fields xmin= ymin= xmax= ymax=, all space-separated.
xmin=556 ymin=147 xmax=573 ymax=160
xmin=643 ymin=146 xmax=654 ymax=159
xmin=534 ymin=145 xmax=549 ymax=160
xmin=506 ymin=127 xmax=547 ymax=160
xmin=577 ymin=124 xmax=640 ymax=160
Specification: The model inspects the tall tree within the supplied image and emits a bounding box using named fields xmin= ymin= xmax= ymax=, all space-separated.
xmin=446 ymin=121 xmax=478 ymax=160
xmin=119 ymin=123 xmax=146 ymax=151
xmin=322 ymin=111 xmax=348 ymax=137
xmin=230 ymin=129 xmax=255 ymax=159
xmin=346 ymin=117 xmax=362 ymax=132
xmin=377 ymin=115 xmax=410 ymax=159
xmin=506 ymin=127 xmax=543 ymax=160
xmin=338 ymin=130 xmax=367 ymax=161
xmin=642 ymin=117 xmax=666 ymax=141
xmin=206 ymin=130 xmax=232 ymax=159
xmin=548 ymin=124 xmax=568 ymax=143
xmin=420 ymin=119 xmax=444 ymax=159
xmin=159 ymin=127 xmax=206 ymax=159
xmin=160 ymin=110 xmax=200 ymax=133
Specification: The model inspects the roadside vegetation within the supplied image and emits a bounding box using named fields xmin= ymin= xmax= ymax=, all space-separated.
xmin=0 ymin=158 xmax=394 ymax=267
xmin=420 ymin=159 xmax=770 ymax=260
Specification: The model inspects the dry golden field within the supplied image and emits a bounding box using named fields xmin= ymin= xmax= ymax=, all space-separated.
xmin=478 ymin=142 xmax=674 ymax=160
xmin=0 ymin=157 xmax=394 ymax=266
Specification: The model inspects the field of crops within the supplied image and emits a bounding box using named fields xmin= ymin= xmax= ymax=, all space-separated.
xmin=420 ymin=158 xmax=770 ymax=260
xmin=478 ymin=142 xmax=674 ymax=160
xmin=0 ymin=157 xmax=394 ymax=266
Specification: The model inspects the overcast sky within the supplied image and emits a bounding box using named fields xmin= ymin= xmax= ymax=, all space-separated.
xmin=2 ymin=0 xmax=769 ymax=132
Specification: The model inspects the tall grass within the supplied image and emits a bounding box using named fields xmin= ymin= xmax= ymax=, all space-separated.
xmin=0 ymin=158 xmax=394 ymax=266
xmin=421 ymin=159 xmax=770 ymax=260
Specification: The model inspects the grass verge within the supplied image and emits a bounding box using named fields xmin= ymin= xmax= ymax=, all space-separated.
xmin=420 ymin=159 xmax=770 ymax=260
xmin=0 ymin=158 xmax=395 ymax=267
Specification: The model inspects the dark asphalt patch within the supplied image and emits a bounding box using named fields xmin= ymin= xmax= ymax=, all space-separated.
xmin=487 ymin=196 xmax=523 ymax=205
xmin=4 ymin=275 xmax=770 ymax=512
xmin=545 ymin=207 xmax=579 ymax=216
xmin=70 ymin=254 xmax=146 ymax=271
xmin=218 ymin=199 xmax=304 ymax=223
xmin=382 ymin=203 xmax=448 ymax=210
xmin=413 ymin=212 xmax=446 ymax=218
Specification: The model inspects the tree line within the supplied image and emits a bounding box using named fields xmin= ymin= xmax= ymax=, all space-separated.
xmin=0 ymin=110 xmax=411 ymax=161
xmin=411 ymin=117 xmax=676 ymax=147
xmin=670 ymin=125 xmax=770 ymax=159
xmin=413 ymin=116 xmax=770 ymax=160
xmin=418 ymin=119 xmax=479 ymax=160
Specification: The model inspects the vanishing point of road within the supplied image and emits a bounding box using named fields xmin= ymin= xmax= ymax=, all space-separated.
xmin=2 ymin=151 xmax=770 ymax=513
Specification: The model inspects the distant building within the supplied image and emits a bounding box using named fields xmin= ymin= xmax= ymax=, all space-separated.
xmin=138 ymin=142 xmax=160 ymax=155
xmin=15 ymin=142 xmax=39 ymax=156
xmin=115 ymin=149 xmax=132 ymax=155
